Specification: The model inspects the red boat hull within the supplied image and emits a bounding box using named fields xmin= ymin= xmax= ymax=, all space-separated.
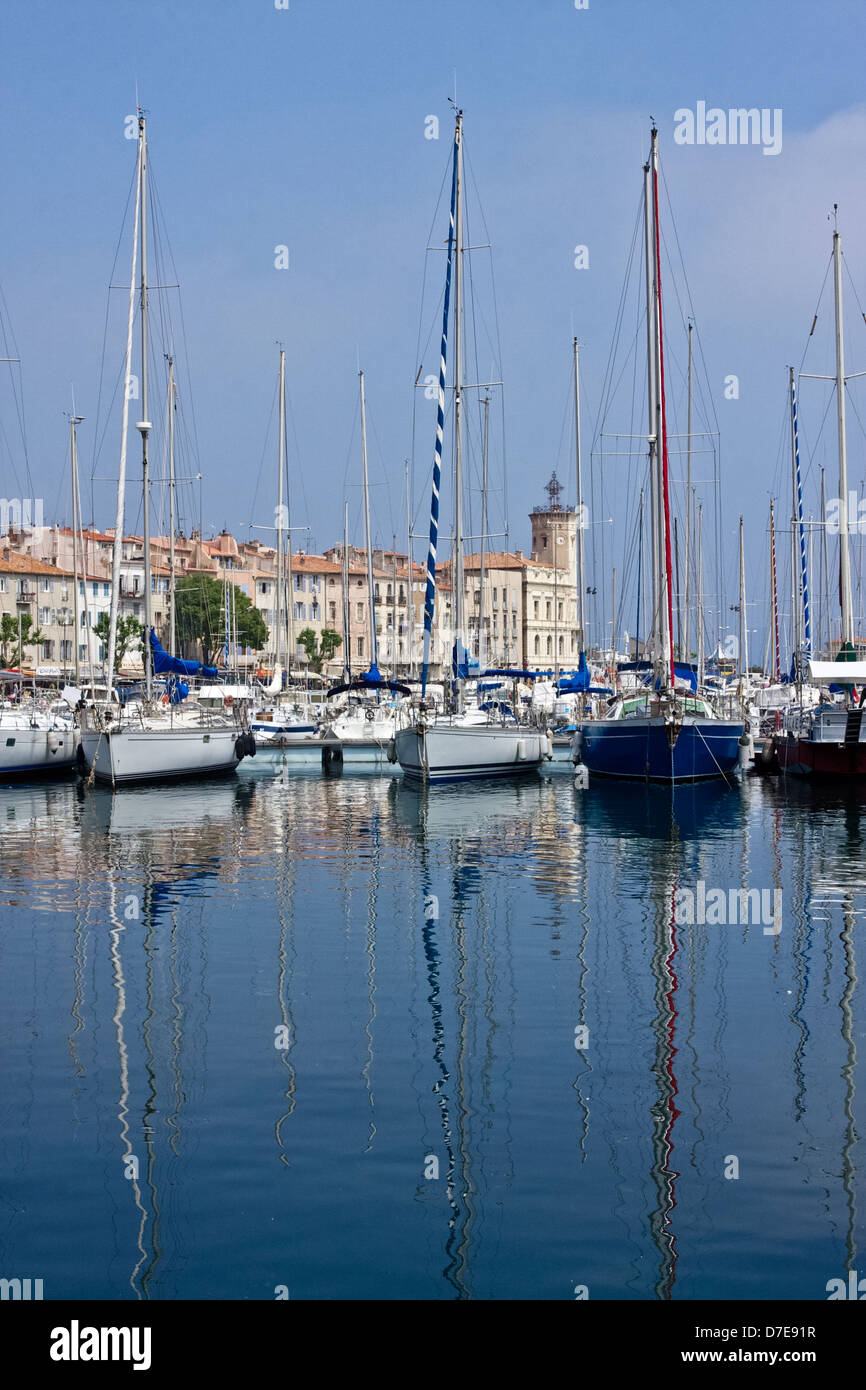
xmin=776 ymin=734 xmax=866 ymax=777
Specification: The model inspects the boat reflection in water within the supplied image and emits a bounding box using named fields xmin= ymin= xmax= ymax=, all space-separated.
xmin=0 ymin=769 xmax=860 ymax=1298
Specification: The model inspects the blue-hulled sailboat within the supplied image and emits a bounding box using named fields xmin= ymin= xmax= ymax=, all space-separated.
xmin=574 ymin=128 xmax=743 ymax=784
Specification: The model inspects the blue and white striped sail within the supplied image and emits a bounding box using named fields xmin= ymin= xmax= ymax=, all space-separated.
xmin=791 ymin=371 xmax=811 ymax=657
xmin=421 ymin=126 xmax=459 ymax=697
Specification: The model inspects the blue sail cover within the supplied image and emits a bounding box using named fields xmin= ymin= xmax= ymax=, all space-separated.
xmin=452 ymin=642 xmax=479 ymax=682
xmin=362 ymin=662 xmax=383 ymax=685
xmin=556 ymin=651 xmax=590 ymax=693
xmin=150 ymin=629 xmax=218 ymax=679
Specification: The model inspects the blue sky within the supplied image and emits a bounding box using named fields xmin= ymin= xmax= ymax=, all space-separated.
xmin=2 ymin=0 xmax=866 ymax=653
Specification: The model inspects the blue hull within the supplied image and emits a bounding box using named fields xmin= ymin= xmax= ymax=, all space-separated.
xmin=577 ymin=717 xmax=743 ymax=783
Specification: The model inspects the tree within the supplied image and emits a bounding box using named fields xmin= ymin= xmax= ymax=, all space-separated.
xmin=174 ymin=574 xmax=269 ymax=665
xmin=92 ymin=613 xmax=142 ymax=671
xmin=297 ymin=627 xmax=342 ymax=673
xmin=0 ymin=612 xmax=45 ymax=666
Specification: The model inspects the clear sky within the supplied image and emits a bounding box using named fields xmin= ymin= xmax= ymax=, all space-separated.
xmin=2 ymin=0 xmax=865 ymax=655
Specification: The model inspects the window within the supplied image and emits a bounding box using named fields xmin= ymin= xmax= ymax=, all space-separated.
xmin=558 ymin=602 xmax=563 ymax=621
xmin=39 ymin=607 xmax=51 ymax=625
xmin=558 ymin=636 xmax=564 ymax=656
xmin=356 ymin=603 xmax=363 ymax=620
xmin=80 ymin=612 xmax=86 ymax=628
xmin=0 ymin=578 xmax=6 ymax=592
xmin=42 ymin=640 xmax=54 ymax=659
xmin=103 ymin=583 xmax=110 ymax=597
xmin=546 ymin=601 xmax=551 ymax=620
xmin=329 ymin=603 xmax=336 ymax=622
xmin=502 ymin=588 xmax=507 ymax=603
xmin=259 ymin=582 xmax=269 ymax=595
xmin=546 ymin=636 xmax=552 ymax=655
xmin=294 ymin=603 xmax=306 ymax=621
xmin=386 ymin=584 xmax=392 ymax=599
xmin=534 ymin=636 xmax=540 ymax=655
xmin=542 ymin=535 xmax=548 ymax=549
xmin=60 ymin=639 xmax=72 ymax=661
xmin=398 ymin=586 xmax=405 ymax=603
xmin=91 ymin=582 xmax=98 ymax=596
xmin=41 ymin=577 xmax=52 ymax=592
xmin=533 ymin=600 xmax=539 ymax=618
xmin=295 ymin=574 xmax=304 ymax=591
xmin=374 ymin=585 xmax=381 ymax=602
xmin=357 ymin=636 xmax=364 ymax=657
xmin=311 ymin=603 xmax=320 ymax=620
xmin=79 ymin=580 xmax=84 ymax=596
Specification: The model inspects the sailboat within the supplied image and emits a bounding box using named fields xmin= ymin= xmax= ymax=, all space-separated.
xmin=395 ymin=108 xmax=548 ymax=783
xmin=776 ymin=217 xmax=866 ymax=776
xmin=78 ymin=112 xmax=252 ymax=786
xmin=573 ymin=128 xmax=743 ymax=783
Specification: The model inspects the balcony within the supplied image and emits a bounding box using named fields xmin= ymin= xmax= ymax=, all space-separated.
xmin=16 ymin=589 xmax=36 ymax=604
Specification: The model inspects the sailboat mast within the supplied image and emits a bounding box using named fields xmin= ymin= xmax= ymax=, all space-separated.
xmin=650 ymin=128 xmax=676 ymax=688
xmin=276 ymin=348 xmax=285 ymax=675
xmin=405 ymin=461 xmax=412 ymax=677
xmin=684 ymin=323 xmax=692 ymax=663
xmin=642 ymin=156 xmax=660 ymax=667
xmin=70 ymin=413 xmax=83 ymax=682
xmin=359 ymin=369 xmax=378 ymax=670
xmin=106 ymin=124 xmax=142 ymax=696
xmin=770 ymin=499 xmax=781 ymax=682
xmin=820 ymin=467 xmax=829 ymax=654
xmin=136 ymin=113 xmax=154 ymax=703
xmin=697 ymin=501 xmax=705 ymax=688
xmin=343 ymin=500 xmax=351 ymax=680
xmin=478 ymin=394 xmax=489 ymax=665
xmin=453 ymin=109 xmax=465 ymax=713
xmin=833 ymin=220 xmax=854 ymax=648
xmin=738 ymin=515 xmax=747 ymax=689
xmin=790 ymin=365 xmax=811 ymax=665
xmin=573 ymin=338 xmax=586 ymax=650
xmin=167 ymin=356 xmax=176 ymax=654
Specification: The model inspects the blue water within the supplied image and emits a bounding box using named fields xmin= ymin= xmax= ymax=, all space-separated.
xmin=0 ymin=764 xmax=862 ymax=1299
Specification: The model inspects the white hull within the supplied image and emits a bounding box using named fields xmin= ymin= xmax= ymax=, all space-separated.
xmin=395 ymin=722 xmax=548 ymax=783
xmin=0 ymin=720 xmax=77 ymax=777
xmin=80 ymin=726 xmax=241 ymax=784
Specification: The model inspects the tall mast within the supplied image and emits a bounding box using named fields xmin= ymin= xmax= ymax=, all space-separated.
xmin=697 ymin=501 xmax=705 ymax=688
xmin=70 ymin=413 xmax=84 ymax=682
xmin=276 ymin=348 xmax=285 ymax=674
xmin=790 ymin=365 xmax=811 ymax=667
xmin=770 ymin=499 xmax=781 ymax=682
xmin=359 ymin=369 xmax=377 ymax=672
xmin=650 ymin=127 xmax=675 ymax=687
xmin=642 ymin=154 xmax=660 ymax=667
xmin=479 ymin=394 xmax=489 ymax=665
xmin=342 ymin=500 xmax=350 ymax=679
xmin=635 ymin=488 xmax=644 ymax=659
xmin=405 ymin=461 xmax=412 ymax=677
xmin=136 ymin=113 xmax=154 ymax=702
xmin=684 ymin=322 xmax=692 ymax=663
xmin=737 ymin=515 xmax=747 ymax=690
xmin=167 ymin=356 xmax=176 ymax=654
xmin=106 ymin=121 xmax=142 ymax=696
xmin=833 ymin=219 xmax=854 ymax=648
xmin=820 ymin=468 xmax=829 ymax=654
xmin=420 ymin=111 xmax=458 ymax=698
xmin=573 ymin=337 xmax=586 ymax=650
xmin=453 ymin=109 xmax=465 ymax=712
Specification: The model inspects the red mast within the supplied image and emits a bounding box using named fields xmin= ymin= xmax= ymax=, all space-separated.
xmin=651 ymin=131 xmax=676 ymax=690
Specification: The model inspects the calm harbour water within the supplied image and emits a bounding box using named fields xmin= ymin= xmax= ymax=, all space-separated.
xmin=0 ymin=762 xmax=862 ymax=1300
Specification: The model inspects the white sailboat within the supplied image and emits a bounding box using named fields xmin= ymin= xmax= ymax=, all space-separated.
xmin=395 ymin=108 xmax=549 ymax=783
xmin=78 ymin=112 xmax=250 ymax=786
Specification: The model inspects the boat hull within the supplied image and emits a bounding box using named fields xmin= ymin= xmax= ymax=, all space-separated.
xmin=80 ymin=727 xmax=240 ymax=785
xmin=575 ymin=716 xmax=743 ymax=783
xmin=776 ymin=734 xmax=866 ymax=777
xmin=0 ymin=724 xmax=77 ymax=779
xmin=396 ymin=723 xmax=548 ymax=783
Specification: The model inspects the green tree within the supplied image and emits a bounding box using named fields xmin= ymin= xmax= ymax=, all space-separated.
xmin=297 ymin=627 xmax=342 ymax=673
xmin=0 ymin=612 xmax=45 ymax=666
xmin=175 ymin=574 xmax=269 ymax=665
xmin=92 ymin=613 xmax=142 ymax=671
